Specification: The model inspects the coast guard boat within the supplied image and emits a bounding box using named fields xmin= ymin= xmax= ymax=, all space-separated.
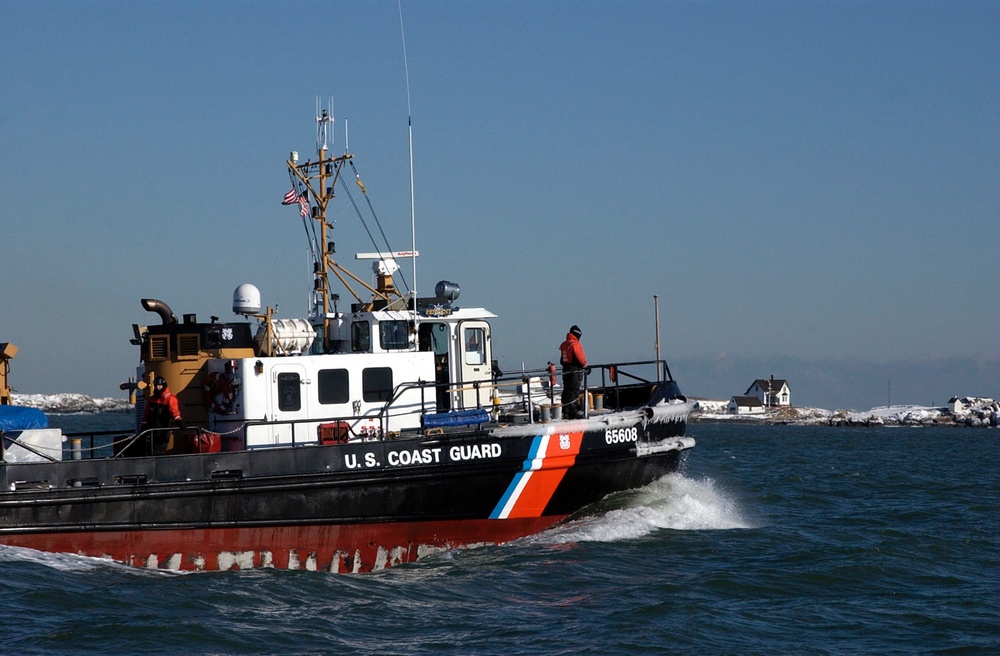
xmin=0 ymin=110 xmax=694 ymax=572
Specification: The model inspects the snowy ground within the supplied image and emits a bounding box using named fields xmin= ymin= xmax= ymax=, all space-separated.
xmin=10 ymin=393 xmax=133 ymax=414
xmin=694 ymin=399 xmax=999 ymax=427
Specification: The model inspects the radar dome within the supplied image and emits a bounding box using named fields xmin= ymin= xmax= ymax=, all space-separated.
xmin=233 ymin=284 xmax=261 ymax=315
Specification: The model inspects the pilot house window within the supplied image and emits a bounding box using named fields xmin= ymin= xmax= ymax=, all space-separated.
xmin=352 ymin=321 xmax=371 ymax=353
xmin=379 ymin=320 xmax=410 ymax=350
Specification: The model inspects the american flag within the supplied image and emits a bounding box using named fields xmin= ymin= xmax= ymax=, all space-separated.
xmin=282 ymin=188 xmax=310 ymax=217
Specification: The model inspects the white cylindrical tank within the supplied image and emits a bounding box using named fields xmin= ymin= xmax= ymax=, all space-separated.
xmin=256 ymin=319 xmax=317 ymax=355
xmin=233 ymin=284 xmax=262 ymax=315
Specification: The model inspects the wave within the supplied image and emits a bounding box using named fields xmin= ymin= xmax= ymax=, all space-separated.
xmin=0 ymin=544 xmax=179 ymax=577
xmin=535 ymin=473 xmax=753 ymax=545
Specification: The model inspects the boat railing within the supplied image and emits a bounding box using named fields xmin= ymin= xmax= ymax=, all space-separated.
xmin=382 ymin=358 xmax=677 ymax=427
xmin=589 ymin=358 xmax=675 ymax=399
xmin=58 ymin=359 xmax=679 ymax=459
xmin=110 ymin=427 xmax=206 ymax=459
xmin=61 ymin=429 xmax=137 ymax=460
xmin=47 ymin=427 xmax=183 ymax=461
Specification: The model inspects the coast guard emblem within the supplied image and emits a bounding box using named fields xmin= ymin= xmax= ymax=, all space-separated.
xmin=560 ymin=434 xmax=571 ymax=450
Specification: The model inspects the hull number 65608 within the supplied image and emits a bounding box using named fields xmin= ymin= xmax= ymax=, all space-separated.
xmin=605 ymin=426 xmax=638 ymax=444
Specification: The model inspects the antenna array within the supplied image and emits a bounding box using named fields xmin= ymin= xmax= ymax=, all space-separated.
xmin=316 ymin=97 xmax=334 ymax=152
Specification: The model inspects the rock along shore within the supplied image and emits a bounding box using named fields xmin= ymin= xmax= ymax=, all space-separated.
xmin=692 ymin=401 xmax=999 ymax=428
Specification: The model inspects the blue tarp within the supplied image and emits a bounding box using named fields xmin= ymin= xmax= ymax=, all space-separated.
xmin=422 ymin=408 xmax=490 ymax=429
xmin=0 ymin=405 xmax=49 ymax=431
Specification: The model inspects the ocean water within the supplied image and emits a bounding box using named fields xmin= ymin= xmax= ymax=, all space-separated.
xmin=1 ymin=419 xmax=997 ymax=655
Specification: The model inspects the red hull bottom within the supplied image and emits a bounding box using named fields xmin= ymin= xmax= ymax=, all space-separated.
xmin=0 ymin=517 xmax=569 ymax=573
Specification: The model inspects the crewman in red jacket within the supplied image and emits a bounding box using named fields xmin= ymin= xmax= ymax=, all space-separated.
xmin=559 ymin=325 xmax=590 ymax=418
xmin=140 ymin=376 xmax=184 ymax=455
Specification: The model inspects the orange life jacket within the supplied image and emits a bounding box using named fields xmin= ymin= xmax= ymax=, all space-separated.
xmin=559 ymin=333 xmax=588 ymax=368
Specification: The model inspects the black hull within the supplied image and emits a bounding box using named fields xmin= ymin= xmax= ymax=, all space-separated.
xmin=0 ymin=408 xmax=692 ymax=571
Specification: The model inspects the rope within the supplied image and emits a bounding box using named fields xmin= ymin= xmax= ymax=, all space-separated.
xmin=345 ymin=160 xmax=412 ymax=294
xmin=286 ymin=171 xmax=320 ymax=264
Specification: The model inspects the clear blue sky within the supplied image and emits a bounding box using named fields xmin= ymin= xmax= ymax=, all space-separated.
xmin=2 ymin=1 xmax=997 ymax=410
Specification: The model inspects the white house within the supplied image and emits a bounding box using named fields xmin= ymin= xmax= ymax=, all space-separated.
xmin=948 ymin=396 xmax=996 ymax=415
xmin=746 ymin=376 xmax=790 ymax=407
xmin=728 ymin=395 xmax=765 ymax=415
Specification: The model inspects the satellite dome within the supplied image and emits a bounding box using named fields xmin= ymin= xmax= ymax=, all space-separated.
xmin=233 ymin=284 xmax=261 ymax=315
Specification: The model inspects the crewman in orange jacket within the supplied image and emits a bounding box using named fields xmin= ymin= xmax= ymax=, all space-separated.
xmin=559 ymin=325 xmax=590 ymax=418
xmin=139 ymin=376 xmax=185 ymax=455
xmin=142 ymin=377 xmax=183 ymax=429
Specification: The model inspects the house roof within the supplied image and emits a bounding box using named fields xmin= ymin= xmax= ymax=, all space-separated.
xmin=730 ymin=395 xmax=763 ymax=407
xmin=746 ymin=378 xmax=788 ymax=395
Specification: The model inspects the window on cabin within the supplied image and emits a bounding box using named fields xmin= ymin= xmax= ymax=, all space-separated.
xmin=362 ymin=367 xmax=393 ymax=402
xmin=379 ymin=320 xmax=410 ymax=350
xmin=419 ymin=322 xmax=449 ymax=355
xmin=277 ymin=372 xmax=301 ymax=411
xmin=351 ymin=321 xmax=371 ymax=352
xmin=464 ymin=327 xmax=485 ymax=365
xmin=318 ymin=368 xmax=349 ymax=405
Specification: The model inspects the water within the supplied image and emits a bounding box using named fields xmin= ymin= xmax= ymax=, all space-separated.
xmin=1 ymin=420 xmax=997 ymax=655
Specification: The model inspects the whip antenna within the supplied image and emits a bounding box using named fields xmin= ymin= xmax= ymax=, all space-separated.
xmin=399 ymin=1 xmax=418 ymax=320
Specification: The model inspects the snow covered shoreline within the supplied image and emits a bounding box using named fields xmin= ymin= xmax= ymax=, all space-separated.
xmin=9 ymin=394 xmax=133 ymax=414
xmin=693 ymin=400 xmax=1000 ymax=428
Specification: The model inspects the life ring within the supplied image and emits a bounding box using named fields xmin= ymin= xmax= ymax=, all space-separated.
xmin=203 ymin=371 xmax=238 ymax=415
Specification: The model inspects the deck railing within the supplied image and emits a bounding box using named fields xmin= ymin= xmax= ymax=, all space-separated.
xmin=55 ymin=359 xmax=678 ymax=460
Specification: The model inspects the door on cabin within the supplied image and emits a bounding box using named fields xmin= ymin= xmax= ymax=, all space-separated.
xmin=268 ymin=364 xmax=312 ymax=445
xmin=456 ymin=320 xmax=491 ymax=411
xmin=419 ymin=321 xmax=451 ymax=412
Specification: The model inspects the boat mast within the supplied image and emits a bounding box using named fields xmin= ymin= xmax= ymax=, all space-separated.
xmin=315 ymin=99 xmax=335 ymax=329
xmin=286 ymin=103 xmax=345 ymax=349
xmin=288 ymin=101 xmax=343 ymax=350
xmin=287 ymin=101 xmax=409 ymax=350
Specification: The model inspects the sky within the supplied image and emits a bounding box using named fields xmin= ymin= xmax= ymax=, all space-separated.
xmin=1 ymin=1 xmax=997 ymax=411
